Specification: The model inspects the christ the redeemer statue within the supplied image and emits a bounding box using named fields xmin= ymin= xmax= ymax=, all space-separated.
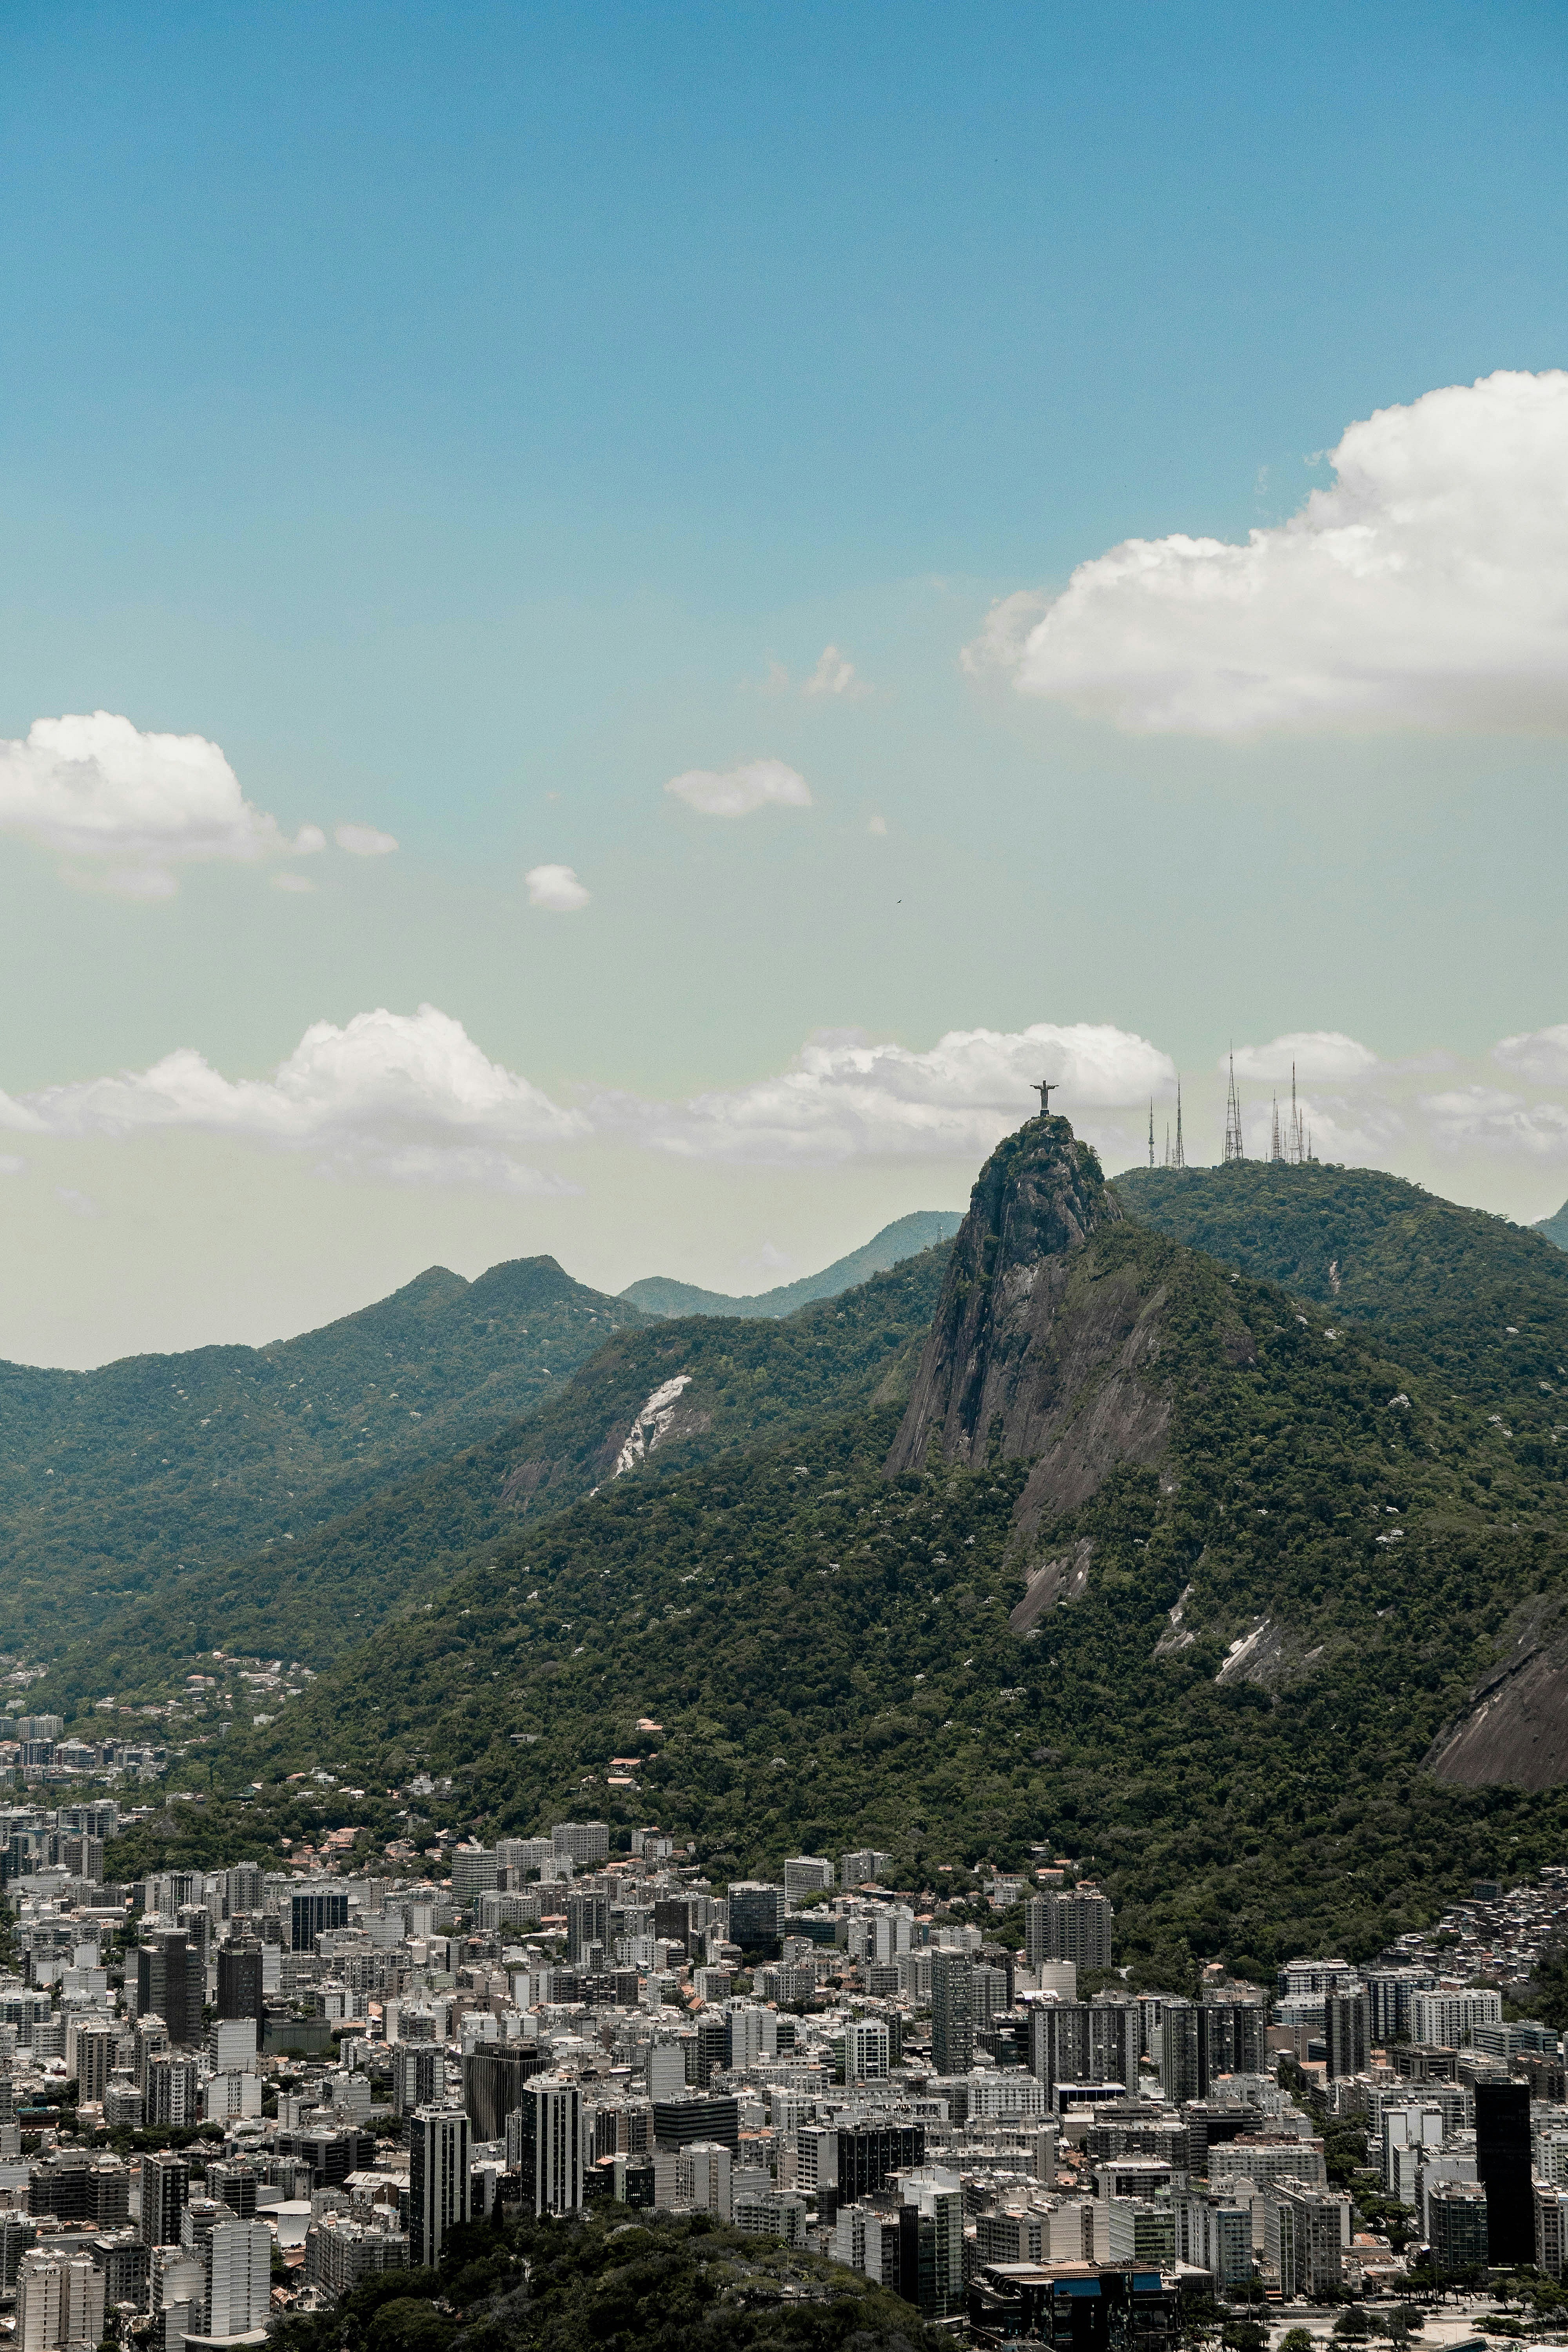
xmin=1036 ymin=1081 xmax=1058 ymax=1116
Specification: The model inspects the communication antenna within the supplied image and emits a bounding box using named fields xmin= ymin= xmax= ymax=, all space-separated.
xmin=1148 ymin=1099 xmax=1155 ymax=1171
xmin=1270 ymin=1095 xmax=1282 ymax=1163
xmin=1174 ymin=1080 xmax=1185 ymax=1169
xmin=1223 ymin=1048 xmax=1245 ymax=1165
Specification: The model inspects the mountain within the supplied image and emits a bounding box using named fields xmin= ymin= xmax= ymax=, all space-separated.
xmin=1538 ymin=1198 xmax=1568 ymax=1253
xmin=1112 ymin=1161 xmax=1568 ymax=1448
xmin=0 ymin=1258 xmax=651 ymax=1661
xmin=620 ymin=1210 xmax=963 ymax=1319
xmin=215 ymin=1116 xmax=1568 ymax=1982
xmin=40 ymin=1242 xmax=956 ymax=1722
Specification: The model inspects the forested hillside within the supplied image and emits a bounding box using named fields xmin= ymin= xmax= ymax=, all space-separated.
xmin=1114 ymin=1161 xmax=1568 ymax=1453
xmin=40 ymin=1243 xmax=954 ymax=1719
xmin=0 ymin=1258 xmax=650 ymax=1659
xmin=219 ymin=1126 xmax=1568 ymax=1982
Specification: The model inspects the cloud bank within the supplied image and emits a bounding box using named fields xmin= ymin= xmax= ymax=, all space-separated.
xmin=666 ymin=759 xmax=812 ymax=817
xmin=9 ymin=1011 xmax=1568 ymax=1194
xmin=968 ymin=370 xmax=1568 ymax=735
xmin=0 ymin=711 xmax=400 ymax=895
xmin=0 ymin=1005 xmax=586 ymax=1195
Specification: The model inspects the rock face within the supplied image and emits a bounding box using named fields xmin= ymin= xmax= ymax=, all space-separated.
xmin=884 ymin=1116 xmax=1172 ymax=1565
xmin=1426 ymin=1597 xmax=1568 ymax=1790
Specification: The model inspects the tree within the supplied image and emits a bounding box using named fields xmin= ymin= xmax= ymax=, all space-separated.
xmin=1280 ymin=2331 xmax=1315 ymax=2352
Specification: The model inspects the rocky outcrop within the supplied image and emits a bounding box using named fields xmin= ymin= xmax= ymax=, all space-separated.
xmin=1426 ymin=1597 xmax=1568 ymax=1790
xmin=884 ymin=1116 xmax=1173 ymax=1564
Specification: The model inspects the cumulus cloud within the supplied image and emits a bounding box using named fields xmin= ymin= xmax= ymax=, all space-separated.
xmin=1230 ymin=1031 xmax=1382 ymax=1083
xmin=1422 ymin=1086 xmax=1568 ymax=1163
xmin=336 ymin=823 xmax=399 ymax=857
xmin=588 ymin=1021 xmax=1175 ymax=1166
xmin=969 ymin=370 xmax=1568 ymax=735
xmin=0 ymin=712 xmax=323 ymax=895
xmin=0 ymin=1154 xmax=24 ymax=1176
xmin=1494 ymin=1024 xmax=1568 ymax=1085
xmin=524 ymin=864 xmax=591 ymax=912
xmin=666 ymin=759 xmax=812 ymax=818
xmin=7 ymin=1004 xmax=586 ymax=1194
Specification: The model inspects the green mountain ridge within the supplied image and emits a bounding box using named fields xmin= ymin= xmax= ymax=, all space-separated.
xmin=0 ymin=1257 xmax=652 ymax=1661
xmin=208 ymin=1123 xmax=1568 ymax=1979
xmin=1537 ymin=1196 xmax=1568 ymax=1253
xmin=620 ymin=1209 xmax=962 ymax=1319
xmin=41 ymin=1244 xmax=955 ymax=1721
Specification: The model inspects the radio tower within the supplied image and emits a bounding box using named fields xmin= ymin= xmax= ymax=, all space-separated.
xmin=1165 ymin=1080 xmax=1185 ymax=1170
xmin=1147 ymin=1100 xmax=1154 ymax=1170
xmin=1270 ymin=1095 xmax=1283 ymax=1163
xmin=1223 ymin=1049 xmax=1245 ymax=1165
xmin=1287 ymin=1063 xmax=1306 ymax=1165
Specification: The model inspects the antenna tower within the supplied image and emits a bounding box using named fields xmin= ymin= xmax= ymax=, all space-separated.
xmin=1148 ymin=1099 xmax=1155 ymax=1171
xmin=1287 ymin=1062 xmax=1307 ymax=1166
xmin=1172 ymin=1080 xmax=1185 ymax=1170
xmin=1223 ymin=1048 xmax=1245 ymax=1165
xmin=1270 ymin=1095 xmax=1282 ymax=1163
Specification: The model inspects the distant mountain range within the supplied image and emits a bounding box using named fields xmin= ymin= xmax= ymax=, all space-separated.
xmin=1537 ymin=1197 xmax=1568 ymax=1252
xmin=619 ymin=1210 xmax=963 ymax=1318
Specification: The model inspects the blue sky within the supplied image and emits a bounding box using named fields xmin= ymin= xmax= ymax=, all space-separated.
xmin=4 ymin=2 xmax=1568 ymax=1361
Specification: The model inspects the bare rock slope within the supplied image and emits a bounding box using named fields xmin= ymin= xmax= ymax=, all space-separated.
xmin=885 ymin=1115 xmax=1173 ymax=1565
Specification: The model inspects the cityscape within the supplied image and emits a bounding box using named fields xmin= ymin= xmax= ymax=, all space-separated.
xmin=2 ymin=1797 xmax=1567 ymax=2345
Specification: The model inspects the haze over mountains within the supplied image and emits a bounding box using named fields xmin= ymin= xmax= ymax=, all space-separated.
xmin=621 ymin=1210 xmax=963 ymax=1319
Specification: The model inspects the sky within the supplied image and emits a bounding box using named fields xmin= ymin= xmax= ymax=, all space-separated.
xmin=4 ymin=0 xmax=1568 ymax=1366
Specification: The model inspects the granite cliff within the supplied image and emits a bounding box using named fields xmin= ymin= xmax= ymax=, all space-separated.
xmin=884 ymin=1115 xmax=1179 ymax=1569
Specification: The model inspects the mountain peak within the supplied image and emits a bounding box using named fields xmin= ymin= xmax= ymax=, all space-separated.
xmin=884 ymin=1115 xmax=1127 ymax=1481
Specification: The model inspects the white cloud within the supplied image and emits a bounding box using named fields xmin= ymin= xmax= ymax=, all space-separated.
xmin=272 ymin=873 xmax=316 ymax=895
xmin=1421 ymin=1086 xmax=1568 ymax=1163
xmin=588 ymin=1020 xmax=1175 ymax=1167
xmin=9 ymin=1004 xmax=586 ymax=1194
xmin=0 ymin=1154 xmax=24 ymax=1176
xmin=524 ymin=863 xmax=591 ymax=912
xmin=867 ymin=813 xmax=888 ymax=837
xmin=969 ymin=371 xmax=1568 ymax=735
xmin=53 ymin=1187 xmax=99 ymax=1217
xmin=803 ymin=644 xmax=871 ymax=699
xmin=1494 ymin=1024 xmax=1568 ymax=1085
xmin=0 ymin=711 xmax=322 ymax=893
xmin=665 ymin=759 xmax=812 ymax=818
xmin=1230 ymin=1031 xmax=1382 ymax=1083
xmin=335 ymin=823 xmax=399 ymax=857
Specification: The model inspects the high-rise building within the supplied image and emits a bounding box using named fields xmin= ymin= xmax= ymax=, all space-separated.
xmin=135 ymin=1932 xmax=201 ymax=2048
xmin=843 ymin=2020 xmax=890 ymax=2083
xmin=931 ymin=1952 xmax=973 ymax=2076
xmin=1325 ymin=1991 xmax=1370 ymax=2080
xmin=551 ymin=1822 xmax=610 ymax=1867
xmin=216 ymin=1940 xmax=265 ymax=2029
xmin=1477 ymin=2081 xmax=1533 ymax=2265
xmin=392 ymin=2046 xmax=446 ymax=2119
xmin=726 ymin=1884 xmax=785 ymax=1954
xmin=1024 ymin=1888 xmax=1114 ymax=1972
xmin=566 ymin=1893 xmax=610 ymax=1966
xmin=506 ymin=2074 xmax=584 ymax=2216
xmin=140 ymin=2152 xmax=190 ymax=2249
xmin=204 ymin=2217 xmax=272 ymax=2338
xmin=15 ymin=2248 xmax=104 ymax=2350
xmin=1029 ymin=2000 xmax=1089 ymax=2097
xmin=461 ymin=2044 xmax=548 ymax=2141
xmin=290 ymin=1889 xmax=350 ymax=1953
xmin=450 ymin=1847 xmax=499 ymax=1906
xmin=1430 ymin=2179 xmax=1490 ymax=2278
xmin=894 ymin=2165 xmax=965 ymax=2319
xmin=782 ymin=1857 xmax=835 ymax=1907
xmin=409 ymin=2107 xmax=470 ymax=2270
xmin=1265 ymin=2182 xmax=1348 ymax=2300
xmin=1159 ymin=2002 xmax=1201 ymax=2105
xmin=1088 ymin=1997 xmax=1138 ymax=2089
xmin=71 ymin=2024 xmax=120 ymax=2107
xmin=1199 ymin=1998 xmax=1268 ymax=2091
xmin=221 ymin=1862 xmax=265 ymax=1916
xmin=144 ymin=2054 xmax=201 ymax=2129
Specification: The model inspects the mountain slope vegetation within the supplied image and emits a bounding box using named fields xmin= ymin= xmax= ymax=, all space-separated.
xmin=621 ymin=1210 xmax=962 ymax=1319
xmin=42 ymin=1245 xmax=955 ymax=1720
xmin=217 ymin=1124 xmax=1568 ymax=1982
xmin=0 ymin=1258 xmax=651 ymax=1660
xmin=1113 ymin=1161 xmax=1568 ymax=1452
